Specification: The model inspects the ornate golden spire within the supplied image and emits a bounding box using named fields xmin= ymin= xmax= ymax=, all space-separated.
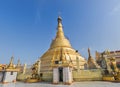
xmin=56 ymin=16 xmax=65 ymax=38
xmin=50 ymin=16 xmax=72 ymax=48
xmin=7 ymin=56 xmax=15 ymax=69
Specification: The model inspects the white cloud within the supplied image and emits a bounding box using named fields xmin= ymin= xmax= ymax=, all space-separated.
xmin=110 ymin=3 xmax=120 ymax=15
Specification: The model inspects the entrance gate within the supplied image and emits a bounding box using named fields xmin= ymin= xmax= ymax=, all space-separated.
xmin=53 ymin=67 xmax=73 ymax=84
xmin=59 ymin=67 xmax=63 ymax=82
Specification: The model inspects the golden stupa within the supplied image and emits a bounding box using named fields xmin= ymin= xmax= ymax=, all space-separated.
xmin=40 ymin=16 xmax=86 ymax=73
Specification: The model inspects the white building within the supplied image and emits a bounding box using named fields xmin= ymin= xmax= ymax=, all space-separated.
xmin=0 ymin=57 xmax=19 ymax=83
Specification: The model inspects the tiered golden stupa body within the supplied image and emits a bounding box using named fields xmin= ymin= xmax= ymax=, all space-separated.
xmin=40 ymin=16 xmax=86 ymax=73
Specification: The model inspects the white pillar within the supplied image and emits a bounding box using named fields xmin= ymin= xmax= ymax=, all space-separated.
xmin=23 ymin=63 xmax=27 ymax=74
xmin=53 ymin=68 xmax=59 ymax=84
xmin=37 ymin=60 xmax=41 ymax=76
xmin=63 ymin=67 xmax=72 ymax=84
xmin=63 ymin=67 xmax=66 ymax=82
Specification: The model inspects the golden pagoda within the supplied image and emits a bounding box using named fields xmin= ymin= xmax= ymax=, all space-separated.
xmin=39 ymin=16 xmax=86 ymax=81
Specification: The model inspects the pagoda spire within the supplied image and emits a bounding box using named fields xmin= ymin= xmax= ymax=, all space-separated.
xmin=7 ymin=56 xmax=14 ymax=69
xmin=50 ymin=16 xmax=72 ymax=48
xmin=88 ymin=48 xmax=91 ymax=58
xmin=56 ymin=16 xmax=65 ymax=38
xmin=16 ymin=59 xmax=21 ymax=68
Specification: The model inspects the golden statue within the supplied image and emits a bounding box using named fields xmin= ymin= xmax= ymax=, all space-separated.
xmin=110 ymin=57 xmax=120 ymax=80
xmin=25 ymin=60 xmax=41 ymax=83
xmin=103 ymin=56 xmax=120 ymax=81
xmin=31 ymin=62 xmax=39 ymax=79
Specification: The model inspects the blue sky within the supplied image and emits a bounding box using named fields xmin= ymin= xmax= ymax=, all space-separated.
xmin=0 ymin=0 xmax=120 ymax=64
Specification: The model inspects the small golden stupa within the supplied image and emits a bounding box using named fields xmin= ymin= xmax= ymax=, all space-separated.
xmin=40 ymin=16 xmax=86 ymax=72
xmin=6 ymin=56 xmax=19 ymax=71
xmin=87 ymin=48 xmax=100 ymax=69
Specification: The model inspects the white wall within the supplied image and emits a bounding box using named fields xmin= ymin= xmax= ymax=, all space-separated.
xmin=3 ymin=72 xmax=17 ymax=83
xmin=63 ymin=67 xmax=72 ymax=83
xmin=53 ymin=68 xmax=59 ymax=83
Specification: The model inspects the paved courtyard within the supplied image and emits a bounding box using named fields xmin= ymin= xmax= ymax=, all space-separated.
xmin=0 ymin=81 xmax=120 ymax=87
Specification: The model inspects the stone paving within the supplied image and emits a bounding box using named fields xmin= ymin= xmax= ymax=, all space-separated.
xmin=0 ymin=81 xmax=120 ymax=87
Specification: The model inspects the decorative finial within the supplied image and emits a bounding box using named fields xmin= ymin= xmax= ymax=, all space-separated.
xmin=18 ymin=59 xmax=20 ymax=64
xmin=58 ymin=11 xmax=62 ymax=21
xmin=10 ymin=56 xmax=14 ymax=65
xmin=16 ymin=59 xmax=21 ymax=68
xmin=88 ymin=48 xmax=91 ymax=57
xmin=57 ymin=16 xmax=62 ymax=24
